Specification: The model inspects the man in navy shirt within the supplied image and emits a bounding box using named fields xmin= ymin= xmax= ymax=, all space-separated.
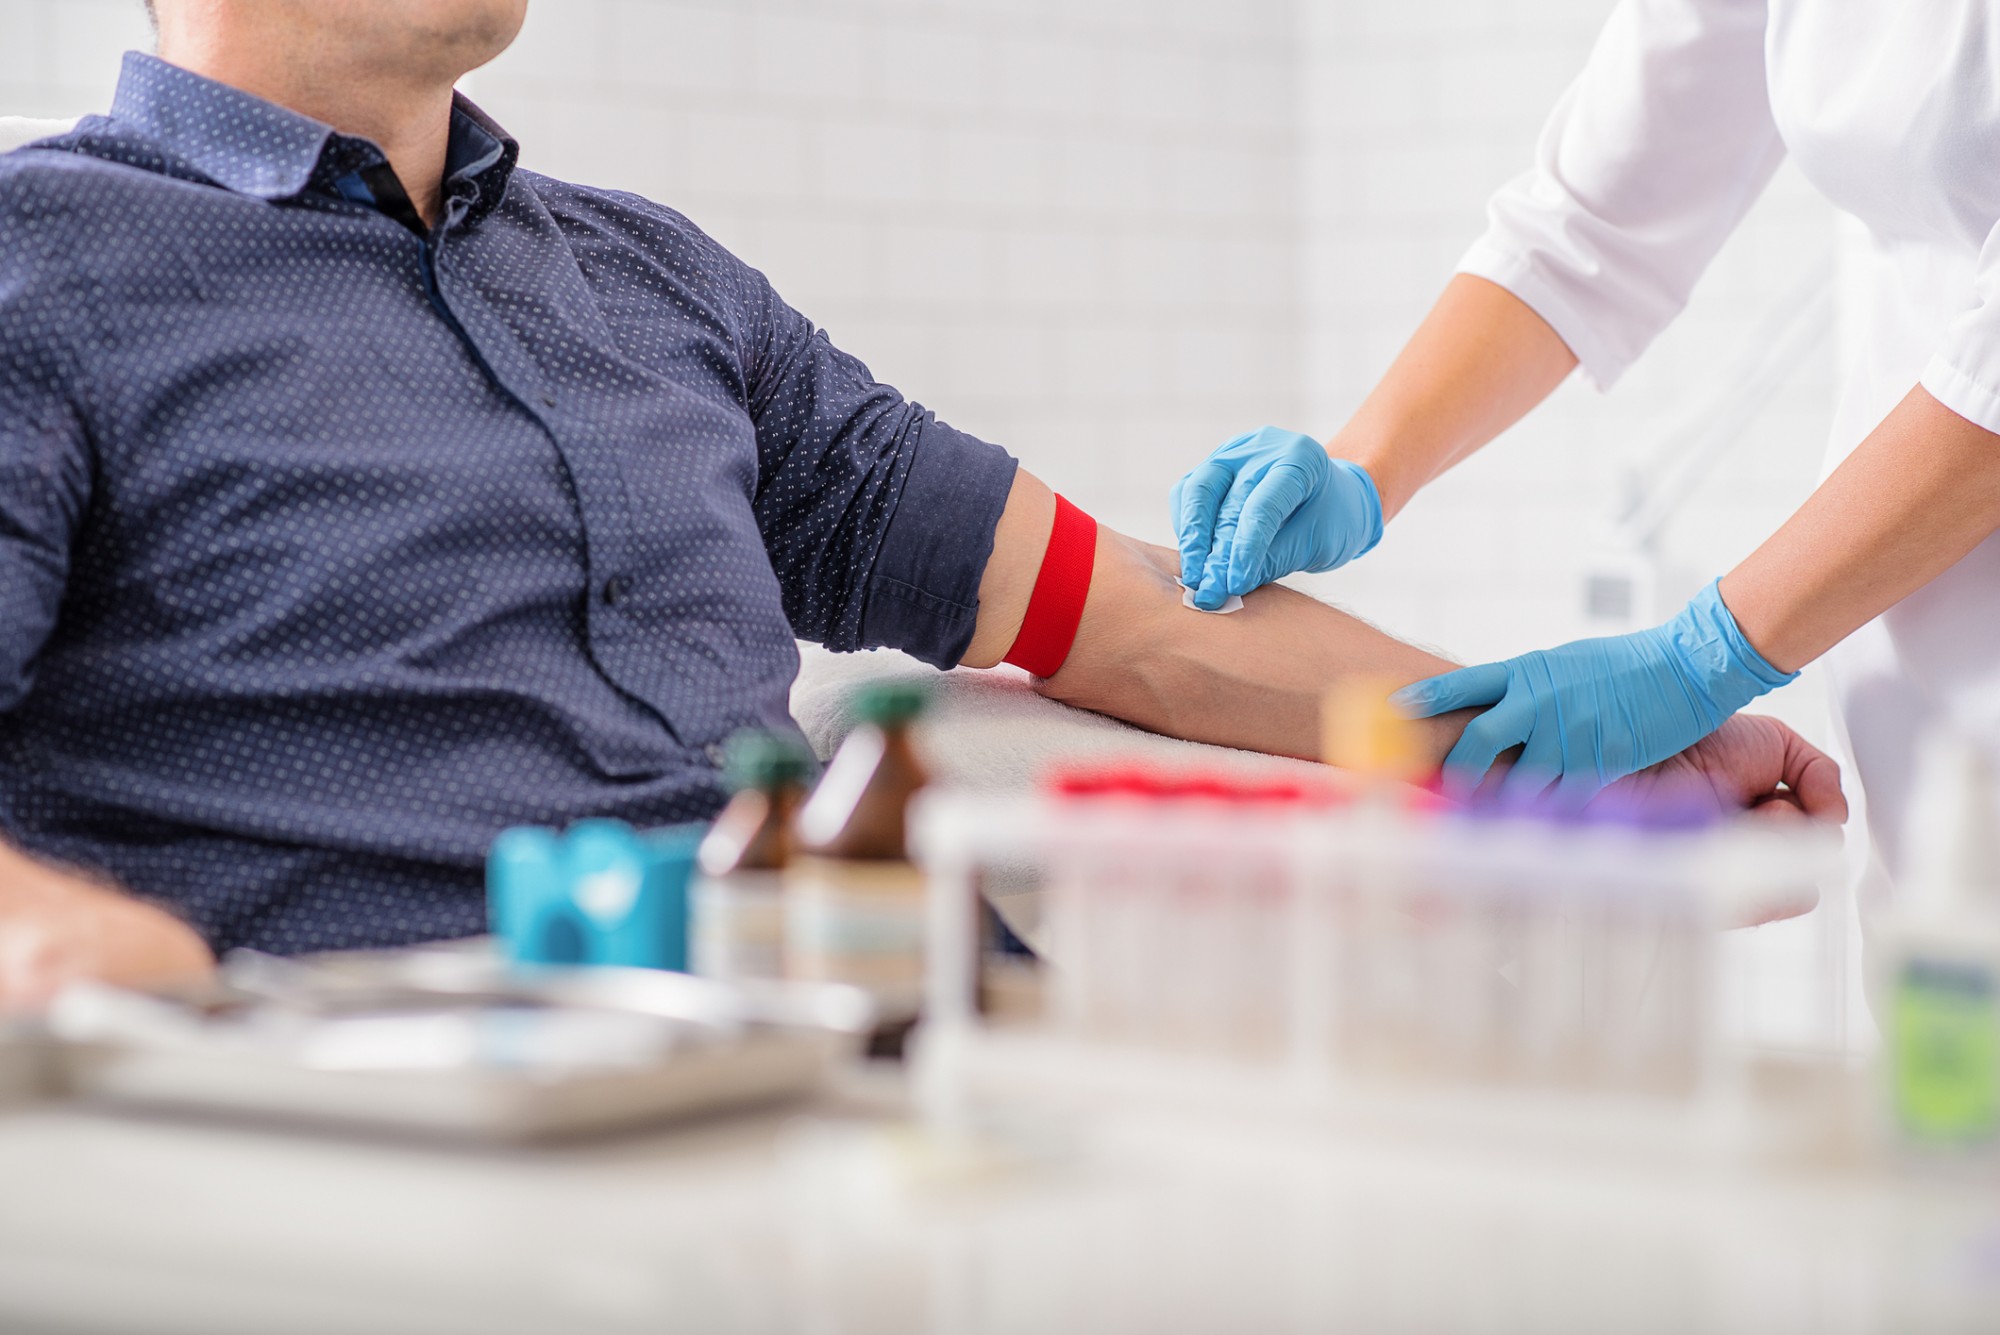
xmin=0 ymin=0 xmax=1845 ymax=1003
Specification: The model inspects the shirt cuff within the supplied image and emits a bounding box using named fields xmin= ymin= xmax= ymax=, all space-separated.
xmin=858 ymin=417 xmax=1018 ymax=669
xmin=1921 ymin=352 xmax=2000 ymax=437
xmin=1456 ymin=236 xmax=1627 ymax=392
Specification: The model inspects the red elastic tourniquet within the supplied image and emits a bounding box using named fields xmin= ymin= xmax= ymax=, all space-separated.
xmin=1003 ymin=494 xmax=1097 ymax=678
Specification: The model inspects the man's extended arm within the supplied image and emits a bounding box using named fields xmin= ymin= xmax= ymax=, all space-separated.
xmin=963 ymin=470 xmax=1846 ymax=820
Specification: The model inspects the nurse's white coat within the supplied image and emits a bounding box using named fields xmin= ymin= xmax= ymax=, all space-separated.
xmin=1457 ymin=0 xmax=2000 ymax=927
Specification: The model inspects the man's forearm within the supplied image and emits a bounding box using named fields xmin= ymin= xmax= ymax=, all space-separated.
xmin=959 ymin=467 xmax=1844 ymax=822
xmin=964 ymin=467 xmax=1469 ymax=763
xmin=1033 ymin=527 xmax=1473 ymax=764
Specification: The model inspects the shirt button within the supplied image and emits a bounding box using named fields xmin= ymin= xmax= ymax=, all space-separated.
xmin=703 ymin=742 xmax=728 ymax=767
xmin=602 ymin=575 xmax=630 ymax=607
xmin=540 ymin=390 xmax=557 ymax=408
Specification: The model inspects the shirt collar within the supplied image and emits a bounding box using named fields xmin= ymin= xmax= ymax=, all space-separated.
xmin=438 ymin=95 xmax=518 ymax=225
xmin=108 ymin=50 xmax=519 ymax=223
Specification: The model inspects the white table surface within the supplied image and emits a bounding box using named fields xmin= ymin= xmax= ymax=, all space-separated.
xmin=8 ymin=1055 xmax=2000 ymax=1335
xmin=0 ymin=1070 xmax=907 ymax=1335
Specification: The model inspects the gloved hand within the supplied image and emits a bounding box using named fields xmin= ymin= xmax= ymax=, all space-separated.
xmin=1390 ymin=580 xmax=1799 ymax=804
xmin=1171 ymin=427 xmax=1384 ymax=611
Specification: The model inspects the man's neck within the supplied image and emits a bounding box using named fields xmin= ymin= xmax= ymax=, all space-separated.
xmin=155 ymin=28 xmax=457 ymax=227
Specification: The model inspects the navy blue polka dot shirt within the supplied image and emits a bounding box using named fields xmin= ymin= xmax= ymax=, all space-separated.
xmin=0 ymin=53 xmax=1017 ymax=956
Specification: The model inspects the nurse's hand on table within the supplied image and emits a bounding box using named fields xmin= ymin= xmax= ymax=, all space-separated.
xmin=0 ymin=843 xmax=213 ymax=1010
xmin=1394 ymin=580 xmax=1799 ymax=804
xmin=1172 ymin=427 xmax=1384 ymax=611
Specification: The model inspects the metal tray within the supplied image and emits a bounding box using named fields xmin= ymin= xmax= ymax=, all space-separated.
xmin=48 ymin=944 xmax=875 ymax=1143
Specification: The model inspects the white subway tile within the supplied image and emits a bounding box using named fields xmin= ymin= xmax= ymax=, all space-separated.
xmin=813 ymin=116 xmax=938 ymax=205
xmin=987 ymin=32 xmax=1103 ymax=121
xmin=751 ymin=8 xmax=871 ymax=105
xmin=879 ymin=219 xmax=998 ymax=307
xmin=872 ymin=21 xmax=992 ymax=112
xmin=0 ymin=3 xmax=43 ymax=93
xmin=997 ymin=226 xmax=1109 ymax=309
xmin=1164 ymin=140 xmax=1291 ymax=221
xmin=1063 ymin=316 xmax=1170 ymax=405
xmin=1167 ymin=323 xmax=1287 ymax=406
xmin=43 ymin=0 xmax=143 ymax=105
xmin=1207 ymin=50 xmax=1296 ymax=135
xmin=677 ymin=107 xmax=811 ymax=202
xmin=938 ymin=318 xmax=1057 ymax=403
xmin=509 ymin=93 xmax=671 ymax=193
xmin=1103 ymin=231 xmax=1216 ymax=312
xmin=937 ymin=125 xmax=1050 ymax=212
xmin=1213 ymin=235 xmax=1294 ymax=311
xmin=1303 ymin=51 xmax=1433 ymax=137
xmin=822 ymin=314 xmax=951 ymax=401
xmin=610 ymin=1 xmax=751 ymax=96
xmin=1050 ymin=133 xmax=1167 ymax=217
xmin=1103 ymin=44 xmax=1214 ymax=129
xmin=751 ymin=213 xmax=890 ymax=310
xmin=501 ymin=0 xmax=610 ymax=86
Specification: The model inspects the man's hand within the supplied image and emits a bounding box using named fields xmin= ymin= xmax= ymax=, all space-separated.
xmin=0 ymin=844 xmax=213 ymax=1010
xmin=1613 ymin=712 xmax=1848 ymax=825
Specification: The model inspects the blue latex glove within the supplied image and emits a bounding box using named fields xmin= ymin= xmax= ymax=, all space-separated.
xmin=1390 ymin=580 xmax=1799 ymax=804
xmin=1171 ymin=427 xmax=1384 ymax=612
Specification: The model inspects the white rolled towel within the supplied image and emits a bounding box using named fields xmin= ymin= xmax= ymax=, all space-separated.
xmin=0 ymin=117 xmax=81 ymax=154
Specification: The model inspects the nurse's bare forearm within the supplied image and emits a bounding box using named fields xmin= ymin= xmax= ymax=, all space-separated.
xmin=1721 ymin=386 xmax=2000 ymax=671
xmin=1037 ymin=530 xmax=1474 ymax=764
xmin=1334 ymin=274 xmax=1578 ymax=518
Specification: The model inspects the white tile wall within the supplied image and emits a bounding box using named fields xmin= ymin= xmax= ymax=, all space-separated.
xmin=0 ymin=0 xmax=151 ymax=117
xmin=471 ymin=0 xmax=1305 ymax=536
xmin=4 ymin=0 xmax=1838 ymax=746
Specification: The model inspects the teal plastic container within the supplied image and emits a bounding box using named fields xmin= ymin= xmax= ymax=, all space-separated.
xmin=487 ymin=820 xmax=706 ymax=971
xmin=487 ymin=826 xmax=575 ymax=965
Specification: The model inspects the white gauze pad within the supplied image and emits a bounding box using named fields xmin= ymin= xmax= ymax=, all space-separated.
xmin=1178 ymin=582 xmax=1244 ymax=615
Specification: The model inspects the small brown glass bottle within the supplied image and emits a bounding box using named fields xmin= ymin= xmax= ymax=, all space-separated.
xmin=785 ymin=683 xmax=932 ymax=1047
xmin=691 ymin=730 xmax=814 ymax=981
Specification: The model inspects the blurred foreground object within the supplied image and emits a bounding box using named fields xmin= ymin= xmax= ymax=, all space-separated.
xmin=488 ymin=820 xmax=703 ymax=972
xmin=1322 ymin=675 xmax=1431 ymax=786
xmin=1876 ymin=732 xmax=2000 ymax=1163
xmin=919 ymin=762 xmax=1838 ymax=1125
xmin=39 ymin=944 xmax=869 ymax=1143
xmin=0 ymin=843 xmax=213 ymax=1011
xmin=694 ymin=730 xmax=816 ymax=983
xmin=788 ymin=683 xmax=934 ymax=1055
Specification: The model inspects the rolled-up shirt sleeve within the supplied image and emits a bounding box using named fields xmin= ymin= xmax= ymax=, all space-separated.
xmin=735 ymin=256 xmax=1017 ymax=669
xmin=1456 ymin=0 xmax=1785 ymax=389
xmin=1922 ymin=218 xmax=2000 ymax=436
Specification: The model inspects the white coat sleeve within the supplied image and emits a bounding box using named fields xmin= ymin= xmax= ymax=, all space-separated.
xmin=1457 ymin=0 xmax=1785 ymax=389
xmin=1922 ymin=221 xmax=2000 ymax=436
